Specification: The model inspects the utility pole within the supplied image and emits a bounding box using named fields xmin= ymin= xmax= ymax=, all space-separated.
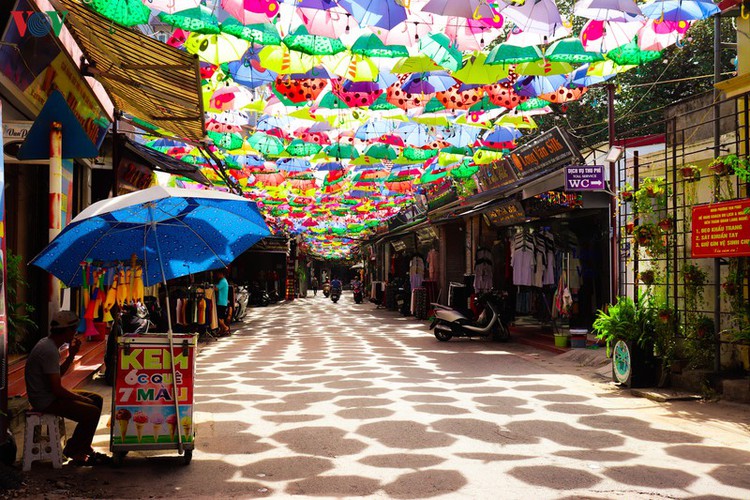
xmin=607 ymin=83 xmax=618 ymax=302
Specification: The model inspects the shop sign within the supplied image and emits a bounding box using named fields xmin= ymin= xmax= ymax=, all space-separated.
xmin=506 ymin=127 xmax=582 ymax=178
xmin=484 ymin=198 xmax=526 ymax=227
xmin=417 ymin=226 xmax=438 ymax=244
xmin=387 ymin=204 xmax=425 ymax=231
xmin=691 ymin=199 xmax=750 ymax=258
xmin=564 ymin=165 xmax=606 ymax=191
xmin=117 ymin=159 xmax=155 ymax=194
xmin=113 ymin=344 xmax=194 ymax=446
xmin=391 ymin=240 xmax=407 ymax=251
xmin=425 ymin=178 xmax=458 ymax=211
xmin=475 ymin=159 xmax=518 ymax=192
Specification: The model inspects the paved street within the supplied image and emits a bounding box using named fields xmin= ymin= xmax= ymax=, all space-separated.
xmin=16 ymin=293 xmax=750 ymax=499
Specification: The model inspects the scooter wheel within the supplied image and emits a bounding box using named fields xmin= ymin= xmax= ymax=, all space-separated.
xmin=434 ymin=329 xmax=452 ymax=342
xmin=492 ymin=323 xmax=510 ymax=342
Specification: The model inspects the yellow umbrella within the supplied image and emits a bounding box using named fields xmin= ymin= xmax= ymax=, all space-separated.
xmin=454 ymin=113 xmax=494 ymax=129
xmin=412 ymin=114 xmax=451 ymax=126
xmin=451 ymin=52 xmax=512 ymax=85
xmin=587 ymin=60 xmax=636 ymax=77
xmin=515 ymin=60 xmax=574 ymax=76
xmin=322 ymin=52 xmax=379 ymax=82
xmin=259 ymin=45 xmax=318 ymax=74
xmin=185 ymin=32 xmax=250 ymax=65
xmin=495 ymin=114 xmax=538 ymax=129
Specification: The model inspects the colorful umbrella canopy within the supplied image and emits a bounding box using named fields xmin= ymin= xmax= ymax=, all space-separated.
xmin=546 ymin=38 xmax=605 ymax=63
xmin=338 ymin=0 xmax=408 ymax=30
xmin=158 ymin=6 xmax=220 ymax=34
xmin=283 ymin=26 xmax=347 ymax=56
xmin=640 ymin=0 xmax=719 ymax=22
xmin=88 ymin=0 xmax=151 ymax=26
xmin=295 ymin=6 xmax=353 ymax=38
xmin=574 ymin=0 xmax=644 ymax=20
xmin=418 ymin=33 xmax=463 ymax=72
xmin=503 ymin=0 xmax=564 ymax=37
xmin=351 ymin=33 xmax=409 ymax=58
xmin=606 ymin=38 xmax=662 ymax=65
xmin=219 ymin=18 xmax=282 ymax=45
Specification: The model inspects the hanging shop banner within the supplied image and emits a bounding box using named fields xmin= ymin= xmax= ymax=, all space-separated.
xmin=113 ymin=337 xmax=195 ymax=447
xmin=564 ymin=165 xmax=606 ymax=191
xmin=483 ymin=198 xmax=526 ymax=227
xmin=424 ymin=179 xmax=458 ymax=211
xmin=691 ymin=199 xmax=750 ymax=258
xmin=416 ymin=226 xmax=438 ymax=245
xmin=117 ymin=158 xmax=156 ymax=195
xmin=475 ymin=159 xmax=518 ymax=192
xmin=506 ymin=127 xmax=582 ymax=178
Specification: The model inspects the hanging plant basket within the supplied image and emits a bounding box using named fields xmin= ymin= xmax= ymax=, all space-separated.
xmin=679 ymin=165 xmax=701 ymax=181
xmin=682 ymin=263 xmax=708 ymax=288
xmin=658 ymin=308 xmax=673 ymax=324
xmin=658 ymin=217 xmax=673 ymax=233
xmin=708 ymin=158 xmax=732 ymax=176
xmin=625 ymin=220 xmax=636 ymax=235
xmin=620 ymin=190 xmax=634 ymax=202
xmin=639 ymin=270 xmax=655 ymax=286
xmin=722 ymin=281 xmax=739 ymax=296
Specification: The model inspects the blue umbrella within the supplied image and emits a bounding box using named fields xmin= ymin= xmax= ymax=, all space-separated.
xmin=355 ymin=119 xmax=392 ymax=140
xmin=567 ymin=64 xmax=616 ymax=88
xmin=316 ymin=161 xmax=344 ymax=171
xmin=276 ymin=157 xmax=313 ymax=172
xmin=515 ymin=75 xmax=568 ymax=97
xmin=641 ymin=0 xmax=718 ymax=22
xmin=402 ymin=72 xmax=457 ymax=94
xmin=338 ymin=0 xmax=407 ymax=30
xmin=227 ymin=59 xmax=278 ymax=89
xmin=30 ymin=186 xmax=270 ymax=288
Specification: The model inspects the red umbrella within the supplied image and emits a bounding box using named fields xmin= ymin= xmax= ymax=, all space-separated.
xmin=436 ymin=82 xmax=486 ymax=110
xmin=274 ymin=76 xmax=329 ymax=103
xmin=484 ymin=67 xmax=528 ymax=109
xmin=331 ymin=79 xmax=383 ymax=108
xmin=386 ymin=73 xmax=434 ymax=110
xmin=375 ymin=134 xmax=405 ymax=147
xmin=539 ymin=86 xmax=588 ymax=104
xmin=296 ymin=129 xmax=332 ymax=145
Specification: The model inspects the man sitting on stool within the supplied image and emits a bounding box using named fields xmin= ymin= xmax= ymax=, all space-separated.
xmin=24 ymin=311 xmax=109 ymax=466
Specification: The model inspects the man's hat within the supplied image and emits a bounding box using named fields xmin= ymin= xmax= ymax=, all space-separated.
xmin=50 ymin=310 xmax=79 ymax=331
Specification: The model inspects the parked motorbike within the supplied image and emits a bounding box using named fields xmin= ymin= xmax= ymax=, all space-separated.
xmin=267 ymin=288 xmax=280 ymax=303
xmin=249 ymin=283 xmax=270 ymax=307
xmin=322 ymin=282 xmax=331 ymax=298
xmin=233 ymin=285 xmax=249 ymax=322
xmin=330 ymin=287 xmax=341 ymax=303
xmin=429 ymin=291 xmax=510 ymax=342
xmin=352 ymin=283 xmax=363 ymax=304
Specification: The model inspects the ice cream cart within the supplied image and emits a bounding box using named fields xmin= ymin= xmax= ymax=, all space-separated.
xmin=110 ymin=333 xmax=197 ymax=465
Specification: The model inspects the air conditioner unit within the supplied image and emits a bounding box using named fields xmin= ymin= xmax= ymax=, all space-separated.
xmin=3 ymin=121 xmax=48 ymax=165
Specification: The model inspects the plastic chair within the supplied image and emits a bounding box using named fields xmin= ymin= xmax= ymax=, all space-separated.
xmin=22 ymin=411 xmax=66 ymax=471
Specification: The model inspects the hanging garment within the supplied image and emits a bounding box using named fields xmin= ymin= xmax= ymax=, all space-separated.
xmin=427 ymin=248 xmax=440 ymax=282
xmin=473 ymin=260 xmax=493 ymax=293
xmin=511 ymin=231 xmax=535 ymax=287
xmin=204 ymin=288 xmax=219 ymax=331
xmin=409 ymin=255 xmax=426 ymax=290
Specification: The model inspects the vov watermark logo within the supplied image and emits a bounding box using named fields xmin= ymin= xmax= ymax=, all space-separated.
xmin=10 ymin=10 xmax=68 ymax=37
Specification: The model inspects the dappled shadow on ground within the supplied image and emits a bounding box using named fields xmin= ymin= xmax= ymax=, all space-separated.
xmin=43 ymin=297 xmax=750 ymax=499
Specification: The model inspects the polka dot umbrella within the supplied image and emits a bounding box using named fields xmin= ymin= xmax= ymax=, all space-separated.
xmin=88 ymin=0 xmax=151 ymax=26
xmin=158 ymin=5 xmax=220 ymax=34
xmin=273 ymin=74 xmax=329 ymax=104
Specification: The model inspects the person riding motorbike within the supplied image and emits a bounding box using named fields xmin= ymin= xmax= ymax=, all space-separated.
xmin=330 ymin=277 xmax=342 ymax=291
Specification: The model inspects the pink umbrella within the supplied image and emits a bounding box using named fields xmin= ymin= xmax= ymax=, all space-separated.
xmin=421 ymin=0 xmax=501 ymax=20
xmin=146 ymin=0 xmax=201 ymax=14
xmin=580 ymin=19 xmax=642 ymax=52
xmin=444 ymin=17 xmax=504 ymax=51
xmin=637 ymin=19 xmax=690 ymax=51
xmin=503 ymin=0 xmax=564 ymax=38
xmin=210 ymin=85 xmax=255 ymax=111
xmin=221 ymin=0 xmax=280 ymax=24
xmin=372 ymin=11 xmax=438 ymax=47
xmin=296 ymin=6 xmax=354 ymax=38
xmin=574 ymin=0 xmax=644 ymax=21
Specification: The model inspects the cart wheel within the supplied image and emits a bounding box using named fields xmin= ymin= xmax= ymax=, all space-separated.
xmin=612 ymin=340 xmax=632 ymax=385
xmin=182 ymin=449 xmax=193 ymax=465
xmin=113 ymin=451 xmax=127 ymax=467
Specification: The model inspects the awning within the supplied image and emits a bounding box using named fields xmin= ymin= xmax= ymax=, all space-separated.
xmin=119 ymin=136 xmax=211 ymax=186
xmin=49 ymin=0 xmax=205 ymax=142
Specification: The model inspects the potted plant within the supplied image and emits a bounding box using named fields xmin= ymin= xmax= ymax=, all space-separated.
xmin=625 ymin=219 xmax=636 ymax=235
xmin=634 ymin=178 xmax=668 ymax=216
xmin=592 ymin=294 xmax=660 ymax=387
xmin=658 ymin=216 xmax=674 ymax=233
xmin=619 ymin=182 xmax=635 ymax=203
xmin=708 ymin=154 xmax=749 ymax=177
xmin=639 ymin=270 xmax=655 ymax=286
xmin=722 ymin=269 xmax=742 ymax=297
xmin=639 ymin=177 xmax=666 ymax=198
xmin=633 ymin=223 xmax=666 ymax=255
xmin=679 ymin=164 xmax=701 ymax=181
xmin=682 ymin=262 xmax=708 ymax=288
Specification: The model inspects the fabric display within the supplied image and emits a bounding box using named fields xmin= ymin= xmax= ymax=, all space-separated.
xmin=427 ymin=248 xmax=440 ymax=282
xmin=510 ymin=229 xmax=557 ymax=288
xmin=409 ymin=254 xmax=426 ymax=290
xmin=412 ymin=287 xmax=428 ymax=320
xmin=473 ymin=248 xmax=493 ymax=294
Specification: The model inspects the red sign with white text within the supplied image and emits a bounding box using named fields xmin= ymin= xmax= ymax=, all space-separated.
xmin=692 ymin=199 xmax=750 ymax=258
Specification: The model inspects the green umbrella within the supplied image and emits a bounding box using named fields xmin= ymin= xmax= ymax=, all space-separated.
xmin=486 ymin=43 xmax=543 ymax=65
xmin=207 ymin=130 xmax=244 ymax=150
xmin=424 ymin=97 xmax=447 ymax=114
xmin=368 ymin=94 xmax=398 ymax=111
xmin=364 ymin=144 xmax=398 ymax=160
xmin=325 ymin=143 xmax=360 ymax=159
xmin=88 ymin=0 xmax=151 ymax=27
xmin=606 ymin=38 xmax=662 ymax=66
xmin=158 ymin=6 xmax=220 ymax=34
xmin=518 ymin=97 xmax=549 ymax=111
xmin=546 ymin=38 xmax=604 ymax=64
xmin=286 ymin=139 xmax=323 ymax=157
xmin=248 ymin=132 xmax=285 ymax=156
xmin=418 ymin=33 xmax=462 ymax=72
xmin=403 ymin=147 xmax=438 ymax=161
xmin=469 ymin=95 xmax=500 ymax=112
xmin=351 ymin=34 xmax=409 ymax=58
xmin=283 ymin=26 xmax=346 ymax=56
xmin=318 ymin=92 xmax=351 ymax=110
xmin=450 ymin=161 xmax=479 ymax=179
xmin=220 ymin=18 xmax=282 ymax=45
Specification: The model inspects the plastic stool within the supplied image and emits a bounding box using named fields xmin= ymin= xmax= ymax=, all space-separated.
xmin=22 ymin=411 xmax=66 ymax=471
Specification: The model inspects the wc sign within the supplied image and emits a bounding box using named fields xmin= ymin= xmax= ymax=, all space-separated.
xmin=10 ymin=10 xmax=68 ymax=38
xmin=564 ymin=165 xmax=606 ymax=191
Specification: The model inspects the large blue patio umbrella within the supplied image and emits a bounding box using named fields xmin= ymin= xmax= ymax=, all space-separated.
xmin=31 ymin=186 xmax=270 ymax=287
xmin=30 ymin=186 xmax=270 ymax=453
